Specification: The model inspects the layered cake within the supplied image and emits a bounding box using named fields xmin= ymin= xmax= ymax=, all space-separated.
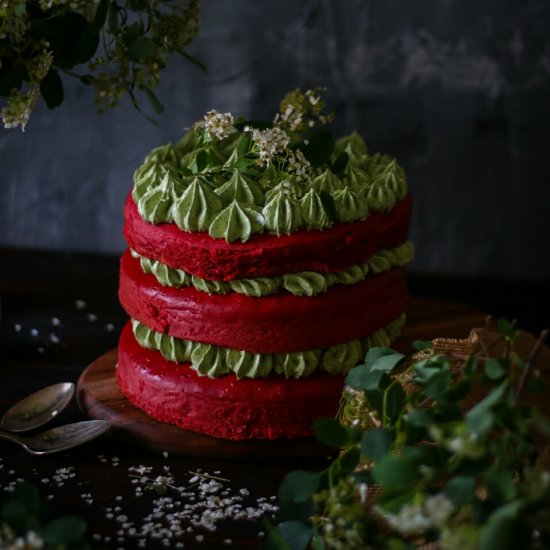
xmin=117 ymin=89 xmax=414 ymax=440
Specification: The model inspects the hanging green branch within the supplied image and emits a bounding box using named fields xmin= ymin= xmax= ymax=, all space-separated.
xmin=0 ymin=0 xmax=203 ymax=130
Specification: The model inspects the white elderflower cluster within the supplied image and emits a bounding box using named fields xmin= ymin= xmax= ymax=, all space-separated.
xmin=203 ymin=110 xmax=237 ymax=141
xmin=27 ymin=47 xmax=53 ymax=83
xmin=286 ymin=148 xmax=311 ymax=182
xmin=0 ymin=528 xmax=44 ymax=550
xmin=248 ymin=126 xmax=290 ymax=164
xmin=377 ymin=493 xmax=454 ymax=536
xmin=445 ymin=433 xmax=485 ymax=459
xmin=274 ymin=87 xmax=334 ymax=133
xmin=1 ymin=88 xmax=39 ymax=131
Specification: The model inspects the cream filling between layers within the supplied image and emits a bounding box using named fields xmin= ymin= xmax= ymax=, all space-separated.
xmin=131 ymin=314 xmax=406 ymax=380
xmin=130 ymin=240 xmax=414 ymax=297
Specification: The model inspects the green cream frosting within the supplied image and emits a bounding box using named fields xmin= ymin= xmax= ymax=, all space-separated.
xmin=262 ymin=191 xmax=303 ymax=235
xmin=311 ymin=169 xmax=344 ymax=193
xmin=131 ymin=314 xmax=406 ymax=379
xmin=131 ymin=240 xmax=415 ymax=296
xmin=208 ymin=200 xmax=265 ymax=243
xmin=131 ymin=117 xmax=409 ymax=241
xmin=172 ymin=177 xmax=222 ymax=232
xmin=215 ymin=169 xmax=265 ymax=206
xmin=332 ymin=188 xmax=369 ymax=222
xmin=301 ymin=189 xmax=332 ymax=230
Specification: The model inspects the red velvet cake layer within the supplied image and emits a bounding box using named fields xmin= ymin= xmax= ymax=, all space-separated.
xmin=117 ymin=322 xmax=345 ymax=440
xmin=123 ymin=192 xmax=412 ymax=281
xmin=119 ymin=249 xmax=410 ymax=354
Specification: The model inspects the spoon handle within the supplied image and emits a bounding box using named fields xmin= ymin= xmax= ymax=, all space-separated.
xmin=0 ymin=430 xmax=32 ymax=453
xmin=0 ymin=420 xmax=110 ymax=455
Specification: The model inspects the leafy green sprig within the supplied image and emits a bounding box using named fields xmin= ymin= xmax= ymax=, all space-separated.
xmin=267 ymin=323 xmax=550 ymax=550
xmin=0 ymin=0 xmax=202 ymax=130
xmin=0 ymin=482 xmax=88 ymax=549
xmin=173 ymin=88 xmax=346 ymax=199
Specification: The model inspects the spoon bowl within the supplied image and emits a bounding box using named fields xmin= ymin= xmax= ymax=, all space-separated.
xmin=0 ymin=420 xmax=111 ymax=455
xmin=0 ymin=382 xmax=75 ymax=432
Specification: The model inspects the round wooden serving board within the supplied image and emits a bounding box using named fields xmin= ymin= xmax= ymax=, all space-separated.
xmin=76 ymin=350 xmax=332 ymax=458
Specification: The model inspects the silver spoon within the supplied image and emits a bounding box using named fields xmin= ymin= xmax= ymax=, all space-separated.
xmin=0 ymin=420 xmax=111 ymax=455
xmin=0 ymin=382 xmax=75 ymax=432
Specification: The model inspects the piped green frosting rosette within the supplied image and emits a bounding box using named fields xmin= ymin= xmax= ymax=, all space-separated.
xmin=131 ymin=88 xmax=409 ymax=242
xmin=131 ymin=315 xmax=406 ymax=380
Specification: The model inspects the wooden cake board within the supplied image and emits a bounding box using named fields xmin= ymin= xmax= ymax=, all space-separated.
xmin=76 ymin=350 xmax=332 ymax=458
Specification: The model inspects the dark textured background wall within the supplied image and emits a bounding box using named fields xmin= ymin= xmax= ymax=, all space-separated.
xmin=1 ymin=0 xmax=549 ymax=280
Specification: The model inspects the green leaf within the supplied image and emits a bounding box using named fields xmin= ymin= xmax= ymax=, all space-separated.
xmin=328 ymin=447 xmax=361 ymax=481
xmin=423 ymin=369 xmax=451 ymax=401
xmin=345 ymin=364 xmax=387 ymax=391
xmin=479 ymin=501 xmax=521 ymax=550
xmin=443 ymin=475 xmax=476 ymax=505
xmin=314 ymin=417 xmax=350 ymax=448
xmin=275 ymin=497 xmax=315 ymax=524
xmin=485 ymin=469 xmax=517 ymax=502
xmin=497 ymin=318 xmax=516 ymax=339
xmin=144 ymin=86 xmax=165 ymax=114
xmin=301 ymin=128 xmax=334 ymax=167
xmin=194 ymin=150 xmax=208 ymax=172
xmin=71 ymin=24 xmax=101 ymax=64
xmin=177 ymin=49 xmax=208 ymax=74
xmin=108 ymin=1 xmax=119 ymax=32
xmin=466 ymin=383 xmax=509 ymax=430
xmin=413 ymin=362 xmax=441 ymax=383
xmin=40 ymin=69 xmax=64 ymax=109
xmin=0 ymin=64 xmax=25 ymax=96
xmin=94 ymin=0 xmax=109 ymax=26
xmin=123 ymin=22 xmax=143 ymax=46
xmin=128 ymin=36 xmax=156 ymax=61
xmin=278 ymin=471 xmax=320 ymax=504
xmin=406 ymin=408 xmax=433 ymax=427
xmin=466 ymin=408 xmax=495 ymax=435
xmin=319 ymin=190 xmax=337 ymax=222
xmin=237 ymin=134 xmax=251 ymax=156
xmin=531 ymin=408 xmax=550 ymax=436
xmin=372 ymin=455 xmax=421 ymax=488
xmin=385 ymin=382 xmax=407 ymax=424
xmin=370 ymin=352 xmax=405 ymax=374
xmin=266 ymin=521 xmax=312 ymax=550
xmin=361 ymin=428 xmax=393 ymax=461
xmin=485 ymin=358 xmax=508 ymax=380
xmin=330 ymin=151 xmax=349 ymax=177
xmin=364 ymin=347 xmax=399 ymax=370
xmin=11 ymin=482 xmax=40 ymax=514
xmin=412 ymin=340 xmax=432 ymax=351
xmin=1 ymin=501 xmax=27 ymax=532
xmin=43 ymin=516 xmax=86 ymax=545
xmin=15 ymin=2 xmax=26 ymax=15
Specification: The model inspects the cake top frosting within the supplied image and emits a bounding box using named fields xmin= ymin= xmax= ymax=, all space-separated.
xmin=132 ymin=88 xmax=408 ymax=242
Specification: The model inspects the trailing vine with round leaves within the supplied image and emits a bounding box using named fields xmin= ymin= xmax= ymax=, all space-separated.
xmin=0 ymin=0 xmax=203 ymax=131
xmin=266 ymin=320 xmax=550 ymax=550
xmin=0 ymin=482 xmax=88 ymax=549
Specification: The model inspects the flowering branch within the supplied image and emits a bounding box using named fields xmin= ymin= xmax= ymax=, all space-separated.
xmin=0 ymin=0 xmax=202 ymax=131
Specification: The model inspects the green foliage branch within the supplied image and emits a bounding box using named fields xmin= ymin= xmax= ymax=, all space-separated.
xmin=0 ymin=482 xmax=88 ymax=549
xmin=267 ymin=323 xmax=550 ymax=550
xmin=0 ymin=0 xmax=203 ymax=130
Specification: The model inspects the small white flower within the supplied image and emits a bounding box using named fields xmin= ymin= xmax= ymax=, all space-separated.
xmin=249 ymin=127 xmax=290 ymax=164
xmin=203 ymin=110 xmax=236 ymax=140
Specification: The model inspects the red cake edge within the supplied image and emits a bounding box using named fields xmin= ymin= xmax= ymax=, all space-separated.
xmin=116 ymin=322 xmax=345 ymax=440
xmin=124 ymin=192 xmax=412 ymax=280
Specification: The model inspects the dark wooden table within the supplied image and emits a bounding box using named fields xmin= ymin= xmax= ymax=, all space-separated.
xmin=1 ymin=247 xmax=547 ymax=549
